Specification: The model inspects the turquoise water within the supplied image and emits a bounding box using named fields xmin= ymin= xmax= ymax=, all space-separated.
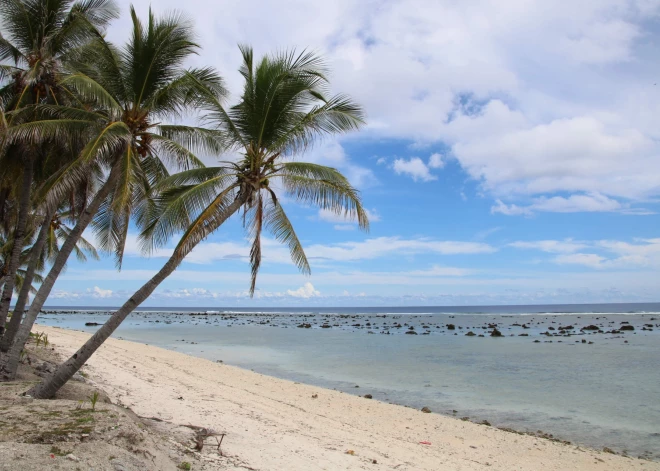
xmin=37 ymin=305 xmax=660 ymax=460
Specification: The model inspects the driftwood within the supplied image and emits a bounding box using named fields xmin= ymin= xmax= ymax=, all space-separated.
xmin=137 ymin=415 xmax=226 ymax=455
xmin=182 ymin=425 xmax=226 ymax=455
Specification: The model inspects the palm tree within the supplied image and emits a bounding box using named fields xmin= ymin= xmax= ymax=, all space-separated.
xmin=0 ymin=201 xmax=99 ymax=352
xmin=0 ymin=5 xmax=225 ymax=380
xmin=26 ymin=45 xmax=368 ymax=399
xmin=0 ymin=0 xmax=119 ymax=331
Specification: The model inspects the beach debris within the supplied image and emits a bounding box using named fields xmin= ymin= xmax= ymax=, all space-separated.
xmin=85 ymin=322 xmax=101 ymax=326
xmin=311 ymin=393 xmax=318 ymax=399
xmin=372 ymin=459 xmax=378 ymax=464
xmin=421 ymin=407 xmax=431 ymax=413
xmin=65 ymin=454 xmax=80 ymax=462
xmin=419 ymin=441 xmax=432 ymax=445
xmin=345 ymin=449 xmax=356 ymax=455
xmin=363 ymin=394 xmax=373 ymax=399
xmin=183 ymin=424 xmax=227 ymax=454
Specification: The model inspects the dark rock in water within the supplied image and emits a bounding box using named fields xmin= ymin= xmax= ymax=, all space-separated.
xmin=559 ymin=325 xmax=574 ymax=330
xmin=488 ymin=323 xmax=498 ymax=329
xmin=548 ymin=327 xmax=556 ymax=331
xmin=490 ymin=328 xmax=503 ymax=337
xmin=297 ymin=323 xmax=312 ymax=328
xmin=533 ymin=340 xmax=540 ymax=343
xmin=620 ymin=325 xmax=635 ymax=331
xmin=465 ymin=331 xmax=476 ymax=337
xmin=582 ymin=339 xmax=587 ymax=343
xmin=481 ymin=420 xmax=492 ymax=426
xmin=421 ymin=406 xmax=432 ymax=413
xmin=522 ymin=324 xmax=530 ymax=329
xmin=518 ymin=333 xmax=529 ymax=336
xmin=581 ymin=325 xmax=600 ymax=331
xmin=320 ymin=324 xmax=331 ymax=328
xmin=405 ymin=330 xmax=418 ymax=335
xmin=446 ymin=324 xmax=456 ymax=330
xmin=364 ymin=394 xmax=373 ymax=399
xmin=85 ymin=322 xmax=101 ymax=326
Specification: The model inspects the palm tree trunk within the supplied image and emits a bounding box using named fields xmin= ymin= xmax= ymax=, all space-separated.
xmin=0 ymin=205 xmax=55 ymax=352
xmin=0 ymin=162 xmax=122 ymax=380
xmin=0 ymin=158 xmax=34 ymax=334
xmin=26 ymin=195 xmax=246 ymax=399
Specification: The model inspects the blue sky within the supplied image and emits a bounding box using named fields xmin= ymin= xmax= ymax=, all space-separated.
xmin=45 ymin=0 xmax=660 ymax=307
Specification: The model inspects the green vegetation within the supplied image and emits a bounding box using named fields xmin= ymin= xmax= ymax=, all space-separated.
xmin=0 ymin=1 xmax=367 ymax=401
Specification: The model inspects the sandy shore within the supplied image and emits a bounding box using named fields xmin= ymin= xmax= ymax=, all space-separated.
xmin=36 ymin=325 xmax=659 ymax=471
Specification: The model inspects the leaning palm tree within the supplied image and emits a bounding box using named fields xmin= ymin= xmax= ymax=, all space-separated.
xmin=1 ymin=6 xmax=224 ymax=379
xmin=0 ymin=0 xmax=119 ymax=331
xmin=27 ymin=45 xmax=368 ymax=399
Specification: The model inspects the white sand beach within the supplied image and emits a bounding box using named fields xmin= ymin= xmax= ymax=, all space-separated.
xmin=27 ymin=325 xmax=659 ymax=471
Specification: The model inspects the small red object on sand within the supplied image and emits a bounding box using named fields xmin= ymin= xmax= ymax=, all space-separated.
xmin=50 ymin=454 xmax=55 ymax=458
xmin=419 ymin=441 xmax=432 ymax=445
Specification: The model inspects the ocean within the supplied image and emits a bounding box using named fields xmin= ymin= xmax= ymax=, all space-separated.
xmin=36 ymin=302 xmax=660 ymax=460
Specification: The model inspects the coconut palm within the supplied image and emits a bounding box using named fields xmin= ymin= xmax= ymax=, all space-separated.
xmin=0 ymin=6 xmax=226 ymax=379
xmin=26 ymin=45 xmax=367 ymax=399
xmin=0 ymin=0 xmax=119 ymax=330
xmin=0 ymin=231 xmax=44 ymax=296
xmin=0 ymin=200 xmax=99 ymax=352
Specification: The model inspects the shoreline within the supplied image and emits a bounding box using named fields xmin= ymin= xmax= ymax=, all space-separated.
xmin=33 ymin=325 xmax=659 ymax=470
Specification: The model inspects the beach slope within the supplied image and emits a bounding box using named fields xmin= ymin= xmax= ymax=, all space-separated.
xmin=35 ymin=326 xmax=658 ymax=471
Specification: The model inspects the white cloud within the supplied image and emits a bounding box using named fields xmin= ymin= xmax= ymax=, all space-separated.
xmin=299 ymin=140 xmax=377 ymax=188
xmin=492 ymin=193 xmax=629 ymax=215
xmin=392 ymin=157 xmax=437 ymax=182
xmin=287 ymin=282 xmax=321 ymax=298
xmin=107 ymin=0 xmax=660 ymax=210
xmin=428 ymin=153 xmax=445 ymax=169
xmin=122 ymin=232 xmax=493 ymax=267
xmin=303 ymin=237 xmax=495 ymax=261
xmin=317 ymin=208 xmax=381 ymax=225
xmin=554 ymin=253 xmax=607 ymax=268
xmin=91 ymin=286 xmax=113 ymax=298
xmin=512 ymin=237 xmax=660 ymax=268
xmin=509 ymin=239 xmax=588 ymax=254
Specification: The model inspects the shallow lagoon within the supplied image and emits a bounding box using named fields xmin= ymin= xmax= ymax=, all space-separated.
xmin=37 ymin=306 xmax=660 ymax=460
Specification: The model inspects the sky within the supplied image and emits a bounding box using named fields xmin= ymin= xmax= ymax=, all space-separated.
xmin=45 ymin=0 xmax=660 ymax=307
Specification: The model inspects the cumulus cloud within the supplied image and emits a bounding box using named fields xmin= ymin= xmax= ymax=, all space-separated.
xmin=91 ymin=286 xmax=113 ymax=298
xmin=393 ymin=157 xmax=437 ymax=182
xmin=105 ymin=0 xmax=660 ymax=211
xmin=287 ymin=282 xmax=321 ymax=298
xmin=428 ymin=153 xmax=445 ymax=169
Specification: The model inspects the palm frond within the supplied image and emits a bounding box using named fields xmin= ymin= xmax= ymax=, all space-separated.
xmin=263 ymin=194 xmax=310 ymax=275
